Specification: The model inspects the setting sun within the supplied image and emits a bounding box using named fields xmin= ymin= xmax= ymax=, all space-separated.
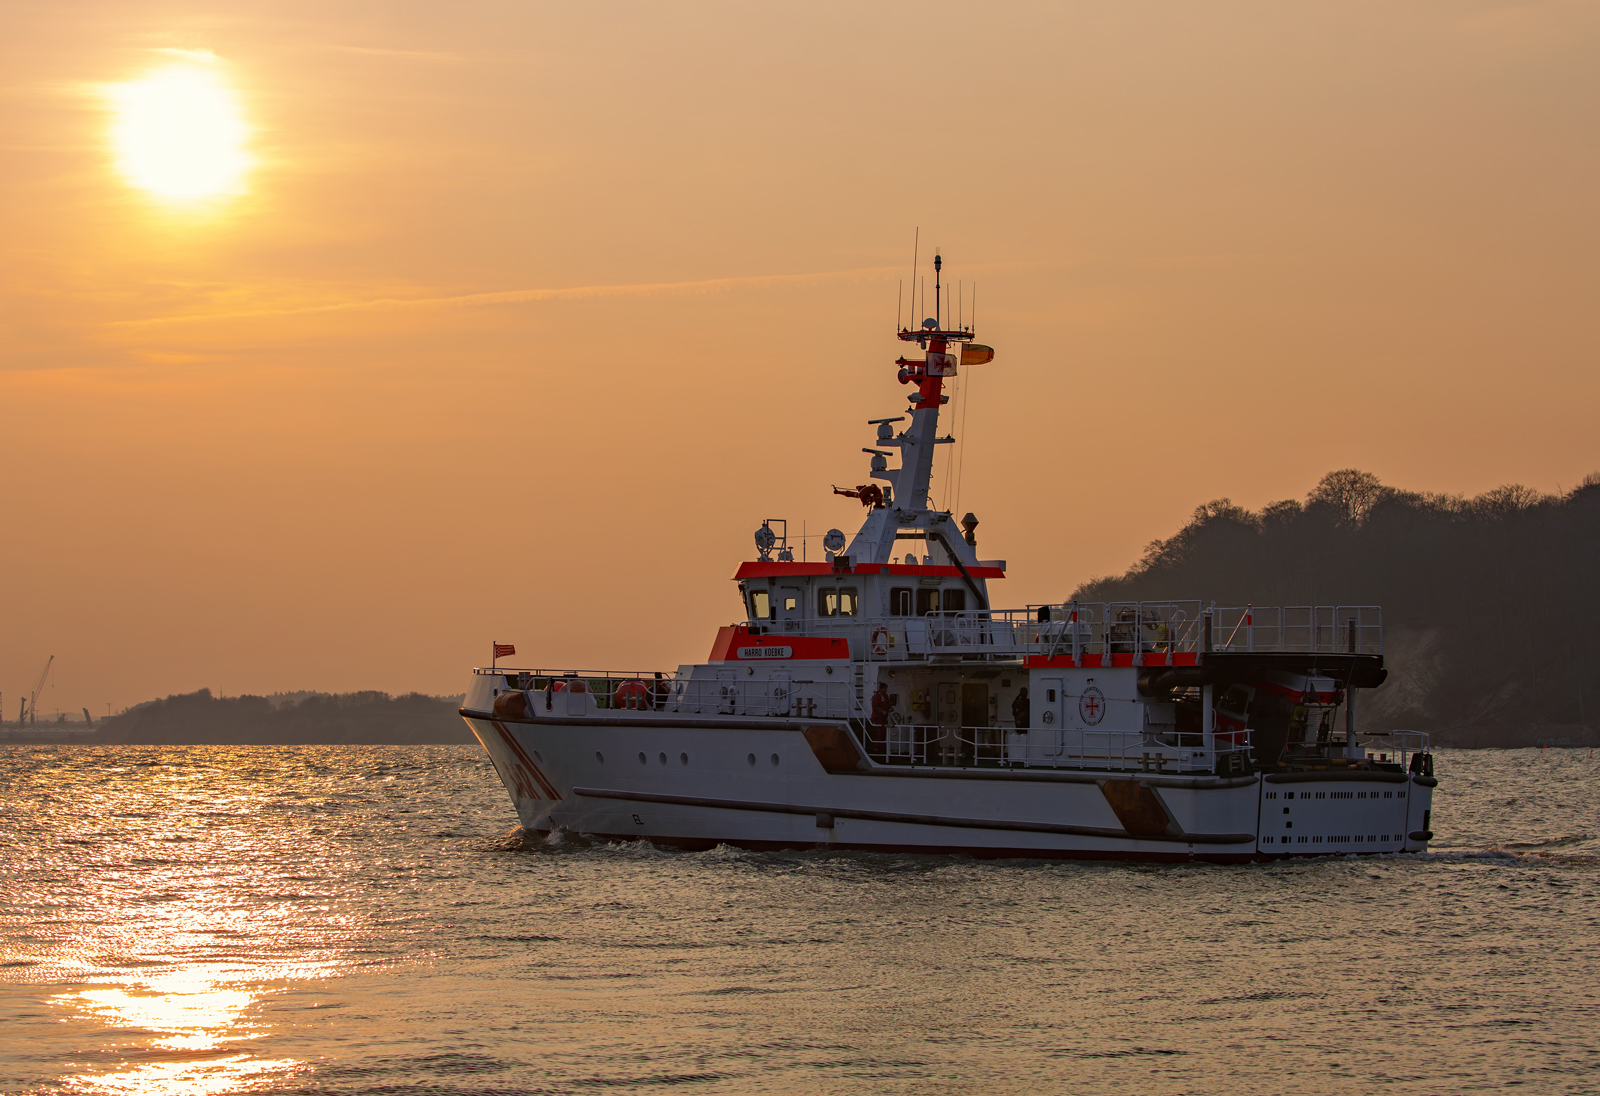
xmin=108 ymin=62 xmax=250 ymax=203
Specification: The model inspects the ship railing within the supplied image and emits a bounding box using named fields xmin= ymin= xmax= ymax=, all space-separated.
xmin=772 ymin=602 xmax=1383 ymax=659
xmin=664 ymin=676 xmax=860 ymax=720
xmin=477 ymin=667 xmax=681 ymax=711
xmin=1356 ymin=729 xmax=1431 ymax=771
xmin=851 ymin=721 xmax=1252 ymax=774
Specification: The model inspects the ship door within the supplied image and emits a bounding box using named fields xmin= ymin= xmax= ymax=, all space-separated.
xmin=717 ymin=669 xmax=737 ymax=714
xmin=937 ymin=682 xmax=960 ymax=764
xmin=1036 ymin=677 xmax=1064 ymax=757
xmin=960 ymin=683 xmax=988 ymax=728
xmin=777 ymin=587 xmax=803 ymax=631
xmin=961 ymin=682 xmax=990 ymax=765
xmin=770 ymin=671 xmax=792 ymax=717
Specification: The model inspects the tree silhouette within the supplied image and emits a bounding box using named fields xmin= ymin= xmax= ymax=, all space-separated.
xmin=1074 ymin=470 xmax=1600 ymax=741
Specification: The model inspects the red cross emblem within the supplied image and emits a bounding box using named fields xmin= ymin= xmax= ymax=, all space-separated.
xmin=1079 ymin=686 xmax=1106 ymax=726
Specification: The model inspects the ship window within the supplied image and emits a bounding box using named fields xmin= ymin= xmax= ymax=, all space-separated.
xmin=815 ymin=587 xmax=860 ymax=618
xmin=1046 ymin=689 xmax=1056 ymax=702
xmin=890 ymin=587 xmax=913 ymax=616
xmin=943 ymin=588 xmax=966 ymax=613
xmin=916 ymin=588 xmax=941 ymax=615
xmin=750 ymin=590 xmax=771 ymax=620
xmin=784 ymin=595 xmax=798 ymax=612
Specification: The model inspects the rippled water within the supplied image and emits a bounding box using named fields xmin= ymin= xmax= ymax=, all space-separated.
xmin=1 ymin=745 xmax=1596 ymax=1095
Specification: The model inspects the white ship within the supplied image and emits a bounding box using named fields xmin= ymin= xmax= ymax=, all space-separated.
xmin=461 ymin=256 xmax=1437 ymax=861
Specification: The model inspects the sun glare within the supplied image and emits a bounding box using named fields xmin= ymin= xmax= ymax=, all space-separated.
xmin=109 ymin=63 xmax=251 ymax=204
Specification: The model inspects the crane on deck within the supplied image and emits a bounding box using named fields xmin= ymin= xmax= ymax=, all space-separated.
xmin=21 ymin=655 xmax=53 ymax=724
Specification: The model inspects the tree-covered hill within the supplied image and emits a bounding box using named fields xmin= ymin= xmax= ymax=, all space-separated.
xmin=1073 ymin=470 xmax=1600 ymax=747
xmin=91 ymin=689 xmax=473 ymax=745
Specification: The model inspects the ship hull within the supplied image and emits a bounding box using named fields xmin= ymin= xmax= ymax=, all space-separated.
xmin=462 ymin=709 xmax=1435 ymax=863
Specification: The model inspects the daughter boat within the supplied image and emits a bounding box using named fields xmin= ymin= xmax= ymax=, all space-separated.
xmin=460 ymin=257 xmax=1437 ymax=861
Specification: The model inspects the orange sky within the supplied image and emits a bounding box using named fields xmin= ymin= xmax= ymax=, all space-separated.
xmin=3 ymin=1 xmax=1598 ymax=716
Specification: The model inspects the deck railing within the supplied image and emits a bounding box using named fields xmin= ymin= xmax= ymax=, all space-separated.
xmin=1356 ymin=729 xmax=1431 ymax=770
xmin=757 ymin=601 xmax=1383 ymax=661
xmin=856 ymin=721 xmax=1250 ymax=774
xmin=474 ymin=667 xmax=863 ymax=719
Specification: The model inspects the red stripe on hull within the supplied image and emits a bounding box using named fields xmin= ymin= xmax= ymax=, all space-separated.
xmin=491 ymin=720 xmax=563 ymax=801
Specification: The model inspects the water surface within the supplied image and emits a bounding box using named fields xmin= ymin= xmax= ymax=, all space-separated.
xmin=1 ymin=745 xmax=1595 ymax=1094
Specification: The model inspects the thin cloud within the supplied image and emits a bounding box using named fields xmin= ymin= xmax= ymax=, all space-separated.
xmin=102 ymin=252 xmax=1276 ymax=332
xmin=322 ymin=44 xmax=471 ymax=63
xmin=106 ymin=265 xmax=904 ymax=330
xmin=150 ymin=48 xmax=219 ymax=62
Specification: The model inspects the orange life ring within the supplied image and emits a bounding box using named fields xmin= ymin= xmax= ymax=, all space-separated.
xmin=870 ymin=626 xmax=891 ymax=656
xmin=614 ymin=679 xmax=651 ymax=710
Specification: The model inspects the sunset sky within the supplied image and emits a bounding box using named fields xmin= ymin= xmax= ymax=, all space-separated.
xmin=4 ymin=1 xmax=1597 ymax=715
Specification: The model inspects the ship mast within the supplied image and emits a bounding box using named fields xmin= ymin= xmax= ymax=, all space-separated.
xmin=840 ymin=252 xmax=992 ymax=571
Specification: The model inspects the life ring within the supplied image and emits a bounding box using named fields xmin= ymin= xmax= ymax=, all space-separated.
xmin=871 ymin=626 xmax=891 ymax=656
xmin=614 ymin=679 xmax=651 ymax=710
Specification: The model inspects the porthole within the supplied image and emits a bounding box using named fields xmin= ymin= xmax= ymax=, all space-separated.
xmin=638 ymin=752 xmax=647 ymax=765
xmin=747 ymin=753 xmax=756 ymax=766
xmin=595 ymin=751 xmax=604 ymax=763
xmin=658 ymin=752 xmax=667 ymax=765
xmin=680 ymin=752 xmax=689 ymax=766
xmin=770 ymin=753 xmax=780 ymax=767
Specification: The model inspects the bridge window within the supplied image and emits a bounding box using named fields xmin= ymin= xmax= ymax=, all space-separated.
xmin=749 ymin=590 xmax=771 ymax=620
xmin=916 ymin=589 xmax=941 ymax=615
xmin=889 ymin=587 xmax=912 ymax=616
xmin=817 ymin=587 xmax=859 ymax=617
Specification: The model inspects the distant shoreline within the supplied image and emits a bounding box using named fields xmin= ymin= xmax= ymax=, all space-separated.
xmin=0 ymin=689 xmax=473 ymax=746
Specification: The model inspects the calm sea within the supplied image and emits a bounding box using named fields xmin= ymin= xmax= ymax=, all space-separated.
xmin=1 ymin=745 xmax=1596 ymax=1095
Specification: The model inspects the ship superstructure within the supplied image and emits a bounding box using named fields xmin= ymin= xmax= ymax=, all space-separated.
xmin=460 ymin=255 xmax=1436 ymax=861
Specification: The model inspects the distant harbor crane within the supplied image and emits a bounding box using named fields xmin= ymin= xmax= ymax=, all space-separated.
xmin=21 ymin=655 xmax=53 ymax=725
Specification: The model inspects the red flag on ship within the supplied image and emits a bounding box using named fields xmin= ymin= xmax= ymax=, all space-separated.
xmin=494 ymin=643 xmax=516 ymax=658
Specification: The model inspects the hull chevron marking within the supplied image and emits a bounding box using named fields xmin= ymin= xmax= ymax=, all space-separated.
xmin=492 ymin=721 xmax=562 ymax=800
xmin=1097 ymin=779 xmax=1181 ymax=838
xmin=571 ymin=787 xmax=1256 ymax=845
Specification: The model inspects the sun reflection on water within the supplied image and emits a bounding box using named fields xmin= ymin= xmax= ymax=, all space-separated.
xmin=0 ymin=749 xmax=389 ymax=1096
xmin=57 ymin=967 xmax=302 ymax=1095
